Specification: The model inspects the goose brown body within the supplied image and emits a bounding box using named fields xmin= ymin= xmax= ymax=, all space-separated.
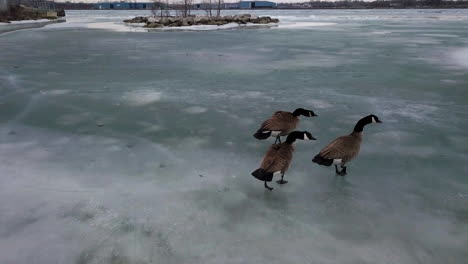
xmin=260 ymin=111 xmax=299 ymax=137
xmin=260 ymin=143 xmax=295 ymax=174
xmin=252 ymin=131 xmax=316 ymax=190
xmin=317 ymin=132 xmax=362 ymax=163
xmin=312 ymin=114 xmax=381 ymax=175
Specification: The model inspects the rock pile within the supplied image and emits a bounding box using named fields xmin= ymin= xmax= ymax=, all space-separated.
xmin=0 ymin=5 xmax=64 ymax=23
xmin=123 ymin=14 xmax=279 ymax=28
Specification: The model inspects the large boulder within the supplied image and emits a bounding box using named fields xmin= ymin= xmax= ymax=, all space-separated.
xmin=124 ymin=16 xmax=147 ymax=23
xmin=185 ymin=16 xmax=195 ymax=25
xmin=197 ymin=16 xmax=209 ymax=25
xmin=181 ymin=18 xmax=189 ymax=26
xmin=160 ymin=17 xmax=174 ymax=26
xmin=147 ymin=16 xmax=160 ymax=23
xmin=57 ymin=9 xmax=65 ymax=17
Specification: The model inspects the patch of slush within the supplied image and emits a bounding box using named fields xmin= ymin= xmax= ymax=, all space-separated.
xmin=440 ymin=79 xmax=457 ymax=84
xmin=277 ymin=22 xmax=336 ymax=29
xmin=39 ymin=89 xmax=70 ymax=96
xmin=57 ymin=112 xmax=92 ymax=126
xmin=371 ymin=31 xmax=393 ymax=35
xmin=183 ymin=106 xmax=207 ymax=114
xmin=420 ymin=33 xmax=459 ymax=38
xmin=450 ymin=48 xmax=468 ymax=70
xmin=137 ymin=121 xmax=164 ymax=133
xmin=0 ymin=19 xmax=51 ymax=25
xmin=123 ymin=91 xmax=162 ymax=106
xmin=86 ymin=22 xmax=147 ymax=32
xmin=306 ymin=99 xmax=333 ymax=109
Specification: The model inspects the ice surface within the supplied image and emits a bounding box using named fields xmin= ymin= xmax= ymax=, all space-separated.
xmin=1 ymin=9 xmax=468 ymax=264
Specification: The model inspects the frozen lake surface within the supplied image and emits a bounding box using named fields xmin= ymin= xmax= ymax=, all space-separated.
xmin=1 ymin=9 xmax=468 ymax=264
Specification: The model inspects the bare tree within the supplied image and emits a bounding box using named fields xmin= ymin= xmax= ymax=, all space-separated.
xmin=202 ymin=0 xmax=212 ymax=17
xmin=151 ymin=0 xmax=166 ymax=18
xmin=165 ymin=0 xmax=170 ymax=17
xmin=215 ymin=0 xmax=223 ymax=17
xmin=173 ymin=0 xmax=193 ymax=17
xmin=184 ymin=0 xmax=194 ymax=17
xmin=172 ymin=1 xmax=184 ymax=17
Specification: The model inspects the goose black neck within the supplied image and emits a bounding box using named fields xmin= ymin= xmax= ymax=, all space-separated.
xmin=353 ymin=117 xmax=371 ymax=133
xmin=285 ymin=133 xmax=298 ymax=144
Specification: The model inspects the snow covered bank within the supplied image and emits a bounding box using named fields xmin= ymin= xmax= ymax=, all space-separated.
xmin=0 ymin=18 xmax=65 ymax=34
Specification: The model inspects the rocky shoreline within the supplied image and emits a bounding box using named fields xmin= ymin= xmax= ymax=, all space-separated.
xmin=0 ymin=5 xmax=65 ymax=23
xmin=124 ymin=14 xmax=279 ymax=28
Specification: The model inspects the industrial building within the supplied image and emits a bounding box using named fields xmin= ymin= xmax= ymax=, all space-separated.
xmin=94 ymin=2 xmax=153 ymax=10
xmin=94 ymin=1 xmax=276 ymax=10
xmin=239 ymin=1 xmax=276 ymax=9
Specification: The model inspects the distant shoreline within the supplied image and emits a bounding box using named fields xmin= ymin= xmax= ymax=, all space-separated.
xmin=59 ymin=7 xmax=468 ymax=10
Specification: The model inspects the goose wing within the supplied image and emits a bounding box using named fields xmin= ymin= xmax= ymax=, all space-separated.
xmin=318 ymin=135 xmax=360 ymax=162
xmin=260 ymin=111 xmax=296 ymax=132
xmin=260 ymin=145 xmax=292 ymax=173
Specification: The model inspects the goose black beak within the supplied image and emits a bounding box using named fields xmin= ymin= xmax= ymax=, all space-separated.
xmin=377 ymin=120 xmax=382 ymax=123
xmin=310 ymin=136 xmax=317 ymax=140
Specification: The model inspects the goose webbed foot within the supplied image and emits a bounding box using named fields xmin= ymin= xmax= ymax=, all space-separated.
xmin=335 ymin=165 xmax=347 ymax=176
xmin=276 ymin=174 xmax=288 ymax=184
xmin=264 ymin=181 xmax=274 ymax=191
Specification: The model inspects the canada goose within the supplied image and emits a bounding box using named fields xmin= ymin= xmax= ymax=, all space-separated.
xmin=312 ymin=114 xmax=382 ymax=176
xmin=253 ymin=108 xmax=317 ymax=144
xmin=252 ymin=131 xmax=316 ymax=191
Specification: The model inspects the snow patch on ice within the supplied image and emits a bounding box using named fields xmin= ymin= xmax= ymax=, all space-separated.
xmin=0 ymin=19 xmax=51 ymax=25
xmin=124 ymin=91 xmax=162 ymax=106
xmin=420 ymin=33 xmax=459 ymax=38
xmin=450 ymin=48 xmax=468 ymax=70
xmin=137 ymin=121 xmax=164 ymax=132
xmin=277 ymin=22 xmax=336 ymax=29
xmin=87 ymin=22 xmax=147 ymax=32
xmin=40 ymin=89 xmax=70 ymax=95
xmin=371 ymin=31 xmax=393 ymax=35
xmin=440 ymin=79 xmax=457 ymax=84
xmin=306 ymin=99 xmax=333 ymax=109
xmin=241 ymin=91 xmax=263 ymax=99
xmin=57 ymin=112 xmax=92 ymax=126
xmin=183 ymin=106 xmax=207 ymax=114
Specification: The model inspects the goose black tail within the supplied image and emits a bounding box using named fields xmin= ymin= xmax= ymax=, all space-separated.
xmin=253 ymin=130 xmax=271 ymax=140
xmin=312 ymin=155 xmax=333 ymax=166
xmin=251 ymin=168 xmax=274 ymax=182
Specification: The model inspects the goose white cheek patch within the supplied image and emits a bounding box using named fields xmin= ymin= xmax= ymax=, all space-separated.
xmin=372 ymin=116 xmax=376 ymax=123
xmin=304 ymin=134 xmax=310 ymax=140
